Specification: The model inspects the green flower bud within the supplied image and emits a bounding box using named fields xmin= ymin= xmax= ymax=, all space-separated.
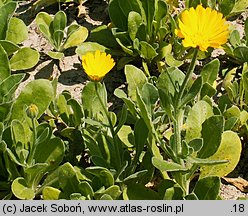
xmin=26 ymin=104 xmax=39 ymax=119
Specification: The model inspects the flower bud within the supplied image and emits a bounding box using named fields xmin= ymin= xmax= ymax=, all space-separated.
xmin=26 ymin=104 xmax=39 ymax=119
xmin=157 ymin=61 xmax=165 ymax=73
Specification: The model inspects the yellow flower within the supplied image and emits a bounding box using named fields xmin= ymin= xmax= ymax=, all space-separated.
xmin=175 ymin=5 xmax=229 ymax=51
xmin=82 ymin=50 xmax=115 ymax=81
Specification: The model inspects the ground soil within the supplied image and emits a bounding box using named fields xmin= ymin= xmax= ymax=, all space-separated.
xmin=15 ymin=0 xmax=248 ymax=200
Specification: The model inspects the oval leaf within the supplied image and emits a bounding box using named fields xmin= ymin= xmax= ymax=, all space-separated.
xmin=11 ymin=177 xmax=35 ymax=200
xmin=0 ymin=44 xmax=10 ymax=82
xmin=200 ymin=131 xmax=242 ymax=177
xmin=11 ymin=79 xmax=54 ymax=120
xmin=10 ymin=47 xmax=40 ymax=70
xmin=6 ymin=17 xmax=28 ymax=44
xmin=63 ymin=26 xmax=88 ymax=49
xmin=185 ymin=100 xmax=213 ymax=142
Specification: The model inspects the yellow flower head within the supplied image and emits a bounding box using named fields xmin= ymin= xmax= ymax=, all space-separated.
xmin=82 ymin=50 xmax=115 ymax=81
xmin=175 ymin=5 xmax=229 ymax=51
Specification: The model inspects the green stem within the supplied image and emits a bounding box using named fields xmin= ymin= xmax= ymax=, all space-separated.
xmin=27 ymin=118 xmax=37 ymax=166
xmin=176 ymin=49 xmax=199 ymax=108
xmin=173 ymin=49 xmax=198 ymax=157
xmin=94 ymin=82 xmax=121 ymax=169
xmin=171 ymin=49 xmax=199 ymax=196
xmin=173 ymin=111 xmax=183 ymax=160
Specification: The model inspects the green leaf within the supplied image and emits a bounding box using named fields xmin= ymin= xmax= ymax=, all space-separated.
xmin=230 ymin=0 xmax=248 ymax=15
xmin=10 ymin=47 xmax=40 ymax=70
xmin=99 ymin=194 xmax=112 ymax=200
xmin=53 ymin=30 xmax=64 ymax=50
xmin=67 ymin=24 xmax=79 ymax=36
xmin=152 ymin=157 xmax=187 ymax=172
xmin=117 ymin=125 xmax=134 ymax=148
xmin=42 ymin=186 xmax=61 ymax=200
xmin=78 ymin=181 xmax=94 ymax=198
xmin=114 ymin=105 xmax=128 ymax=134
xmin=224 ymin=105 xmax=240 ymax=118
xmin=122 ymin=170 xmax=147 ymax=182
xmin=97 ymin=185 xmax=121 ymax=200
xmin=36 ymin=124 xmax=52 ymax=143
xmin=158 ymin=88 xmax=173 ymax=118
xmin=108 ymin=0 xmax=128 ymax=30
xmin=230 ymin=30 xmax=241 ymax=47
xmin=193 ymin=176 xmax=220 ymax=200
xmin=136 ymin=89 xmax=153 ymax=133
xmin=63 ymin=26 xmax=88 ymax=49
xmin=47 ymin=51 xmax=64 ymax=59
xmin=128 ymin=11 xmax=143 ymax=41
xmin=188 ymin=138 xmax=203 ymax=153
xmin=165 ymin=53 xmax=183 ymax=67
xmin=34 ymin=137 xmax=65 ymax=172
xmin=187 ymin=156 xmax=227 ymax=166
xmin=0 ymin=73 xmax=24 ymax=104
xmin=155 ymin=0 xmax=168 ymax=23
xmin=123 ymin=183 xmax=160 ymax=200
xmin=180 ymin=77 xmax=202 ymax=108
xmin=0 ymin=101 xmax=12 ymax=122
xmin=200 ymin=131 xmax=241 ymax=177
xmin=58 ymin=162 xmax=80 ymax=196
xmin=112 ymin=29 xmax=133 ymax=55
xmin=89 ymin=25 xmax=119 ymax=49
xmin=233 ymin=46 xmax=248 ymax=63
xmin=141 ymin=82 xmax=159 ymax=114
xmin=56 ymin=94 xmax=72 ymax=124
xmin=81 ymin=82 xmax=107 ymax=121
xmin=114 ymin=88 xmax=137 ymax=117
xmin=140 ymin=0 xmax=155 ymax=37
xmin=157 ymin=179 xmax=183 ymax=200
xmin=219 ymin=0 xmax=235 ymax=16
xmin=0 ymin=44 xmax=10 ymax=82
xmin=157 ymin=67 xmax=185 ymax=96
xmin=36 ymin=12 xmax=53 ymax=41
xmin=91 ymin=156 xmax=110 ymax=168
xmin=185 ymin=100 xmax=213 ymax=142
xmin=6 ymin=17 xmax=28 ymax=44
xmin=67 ymin=98 xmax=84 ymax=127
xmin=0 ymin=40 xmax=19 ymax=56
xmin=6 ymin=148 xmax=24 ymax=166
xmin=200 ymin=83 xmax=216 ymax=99
xmin=198 ymin=115 xmax=224 ymax=158
xmin=139 ymin=41 xmax=158 ymax=60
xmin=134 ymin=119 xmax=148 ymax=161
xmin=103 ymin=186 xmax=121 ymax=200
xmin=53 ymin=11 xmax=67 ymax=32
xmin=76 ymin=42 xmax=107 ymax=56
xmin=185 ymin=193 xmax=198 ymax=200
xmin=109 ymin=0 xmax=142 ymax=30
xmin=11 ymin=177 xmax=35 ymax=200
xmin=0 ymin=2 xmax=16 ymax=40
xmin=201 ymin=59 xmax=219 ymax=85
xmin=125 ymin=64 xmax=147 ymax=101
xmin=11 ymin=120 xmax=26 ymax=151
xmin=11 ymin=79 xmax=54 ymax=120
xmin=240 ymin=110 xmax=248 ymax=125
xmin=86 ymin=167 xmax=114 ymax=188
xmin=245 ymin=17 xmax=248 ymax=43
xmin=24 ymin=163 xmax=48 ymax=186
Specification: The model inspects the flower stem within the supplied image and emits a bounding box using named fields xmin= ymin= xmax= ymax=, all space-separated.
xmin=173 ymin=49 xmax=198 ymax=157
xmin=172 ymin=49 xmax=198 ymax=195
xmin=27 ymin=118 xmax=37 ymax=166
xmin=94 ymin=82 xmax=121 ymax=169
xmin=176 ymin=49 xmax=199 ymax=108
